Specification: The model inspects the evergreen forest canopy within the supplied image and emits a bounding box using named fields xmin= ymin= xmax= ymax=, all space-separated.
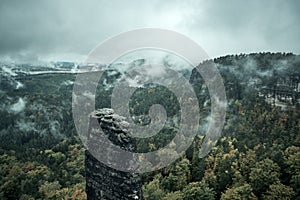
xmin=0 ymin=52 xmax=299 ymax=199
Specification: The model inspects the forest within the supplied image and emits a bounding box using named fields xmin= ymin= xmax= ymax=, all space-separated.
xmin=0 ymin=52 xmax=299 ymax=199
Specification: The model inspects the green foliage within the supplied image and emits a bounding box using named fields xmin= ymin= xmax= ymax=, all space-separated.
xmin=263 ymin=182 xmax=295 ymax=200
xmin=39 ymin=181 xmax=61 ymax=199
xmin=182 ymin=182 xmax=215 ymax=200
xmin=0 ymin=137 xmax=86 ymax=199
xmin=221 ymin=184 xmax=257 ymax=200
xmin=162 ymin=191 xmax=183 ymax=200
xmin=143 ymin=175 xmax=166 ymax=200
xmin=161 ymin=157 xmax=191 ymax=191
xmin=249 ymin=158 xmax=280 ymax=195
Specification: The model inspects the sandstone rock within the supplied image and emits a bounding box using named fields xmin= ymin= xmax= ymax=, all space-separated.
xmin=86 ymin=108 xmax=143 ymax=200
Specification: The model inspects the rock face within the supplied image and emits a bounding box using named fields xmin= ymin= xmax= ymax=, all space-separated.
xmin=85 ymin=108 xmax=143 ymax=200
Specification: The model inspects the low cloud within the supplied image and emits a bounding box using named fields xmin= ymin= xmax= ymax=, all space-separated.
xmin=16 ymin=119 xmax=37 ymax=132
xmin=9 ymin=97 xmax=26 ymax=113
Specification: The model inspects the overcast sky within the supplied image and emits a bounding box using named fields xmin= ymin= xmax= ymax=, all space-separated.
xmin=0 ymin=0 xmax=299 ymax=63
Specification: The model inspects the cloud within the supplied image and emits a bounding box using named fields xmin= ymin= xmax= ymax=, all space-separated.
xmin=9 ymin=97 xmax=26 ymax=113
xmin=2 ymin=66 xmax=17 ymax=76
xmin=0 ymin=0 xmax=299 ymax=62
xmin=15 ymin=81 xmax=24 ymax=89
xmin=185 ymin=0 xmax=300 ymax=57
xmin=16 ymin=119 xmax=37 ymax=132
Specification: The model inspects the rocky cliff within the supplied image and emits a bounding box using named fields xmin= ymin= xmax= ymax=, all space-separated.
xmin=85 ymin=108 xmax=143 ymax=200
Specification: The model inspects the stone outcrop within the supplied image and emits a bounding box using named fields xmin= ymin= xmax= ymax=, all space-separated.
xmin=85 ymin=108 xmax=143 ymax=200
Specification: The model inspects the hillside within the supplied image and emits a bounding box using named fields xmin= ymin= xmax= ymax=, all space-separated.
xmin=0 ymin=52 xmax=299 ymax=199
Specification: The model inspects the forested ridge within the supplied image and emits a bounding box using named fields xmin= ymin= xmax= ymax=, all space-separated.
xmin=0 ymin=52 xmax=299 ymax=199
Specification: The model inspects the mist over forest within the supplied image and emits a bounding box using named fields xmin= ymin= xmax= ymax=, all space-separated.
xmin=1 ymin=0 xmax=300 ymax=199
xmin=0 ymin=52 xmax=299 ymax=199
